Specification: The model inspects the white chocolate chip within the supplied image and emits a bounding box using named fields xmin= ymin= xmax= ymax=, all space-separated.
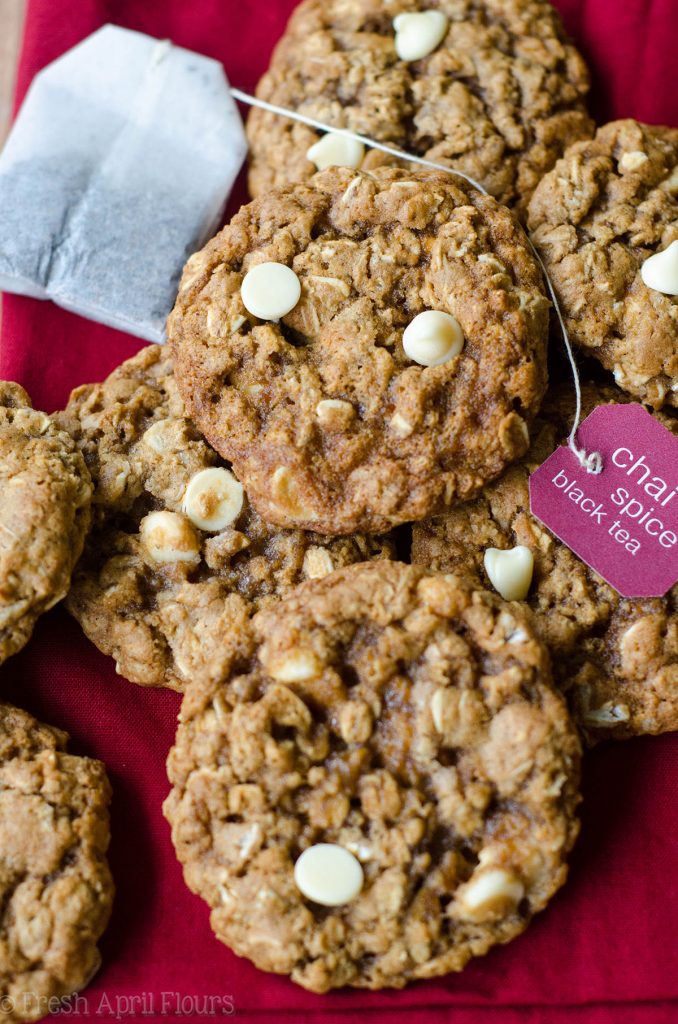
xmin=182 ymin=467 xmax=244 ymax=532
xmin=307 ymin=132 xmax=365 ymax=171
xmin=458 ymin=868 xmax=524 ymax=915
xmin=303 ymin=546 xmax=334 ymax=580
xmin=139 ymin=511 xmax=200 ymax=565
xmin=266 ymin=649 xmax=323 ymax=684
xmin=389 ymin=412 xmax=414 ymax=437
xmin=294 ymin=844 xmax=364 ymax=906
xmin=619 ymin=150 xmax=649 ymax=172
xmin=403 ymin=310 xmax=464 ymax=367
xmin=640 ymin=240 xmax=678 ymax=296
xmin=241 ymin=262 xmax=301 ymax=320
xmin=393 ymin=11 xmax=448 ymax=62
xmin=315 ymin=399 xmax=355 ymax=430
xmin=484 ymin=546 xmax=534 ymax=601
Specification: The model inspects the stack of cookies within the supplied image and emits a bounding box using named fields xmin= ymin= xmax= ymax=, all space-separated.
xmin=1 ymin=0 xmax=676 ymax=1010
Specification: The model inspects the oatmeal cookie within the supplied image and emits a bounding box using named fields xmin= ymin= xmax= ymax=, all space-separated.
xmin=0 ymin=383 xmax=92 ymax=667
xmin=56 ymin=346 xmax=393 ymax=691
xmin=0 ymin=703 xmax=113 ymax=1023
xmin=412 ymin=384 xmax=678 ymax=743
xmin=169 ymin=166 xmax=550 ymax=536
xmin=528 ymin=120 xmax=678 ymax=409
xmin=247 ymin=0 xmax=593 ymax=217
xmin=165 ymin=561 xmax=580 ymax=992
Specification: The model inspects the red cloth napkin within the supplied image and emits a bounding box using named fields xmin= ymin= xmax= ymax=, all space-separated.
xmin=2 ymin=2 xmax=678 ymax=1022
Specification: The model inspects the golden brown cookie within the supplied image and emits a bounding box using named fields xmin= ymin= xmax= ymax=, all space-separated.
xmin=0 ymin=703 xmax=113 ymax=1023
xmin=528 ymin=120 xmax=678 ymax=409
xmin=165 ymin=561 xmax=581 ymax=992
xmin=247 ymin=0 xmax=593 ymax=217
xmin=168 ymin=166 xmax=550 ymax=536
xmin=0 ymin=383 xmax=92 ymax=668
xmin=412 ymin=383 xmax=678 ymax=743
xmin=56 ymin=346 xmax=393 ymax=691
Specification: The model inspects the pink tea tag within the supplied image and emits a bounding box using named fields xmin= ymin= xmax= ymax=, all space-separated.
xmin=529 ymin=404 xmax=678 ymax=598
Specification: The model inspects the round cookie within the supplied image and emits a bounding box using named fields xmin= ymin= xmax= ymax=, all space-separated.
xmin=165 ymin=561 xmax=581 ymax=992
xmin=0 ymin=702 xmax=113 ymax=1023
xmin=412 ymin=383 xmax=678 ymax=743
xmin=0 ymin=383 xmax=92 ymax=668
xmin=168 ymin=166 xmax=550 ymax=535
xmin=247 ymin=0 xmax=593 ymax=217
xmin=528 ymin=120 xmax=678 ymax=409
xmin=56 ymin=346 xmax=393 ymax=691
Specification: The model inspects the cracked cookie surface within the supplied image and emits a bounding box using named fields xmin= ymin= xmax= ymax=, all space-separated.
xmin=165 ymin=561 xmax=580 ymax=991
xmin=56 ymin=346 xmax=393 ymax=691
xmin=169 ymin=166 xmax=549 ymax=536
xmin=0 ymin=703 xmax=113 ymax=1023
xmin=247 ymin=0 xmax=593 ymax=217
xmin=412 ymin=384 xmax=678 ymax=743
xmin=528 ymin=120 xmax=678 ymax=409
xmin=0 ymin=383 xmax=92 ymax=668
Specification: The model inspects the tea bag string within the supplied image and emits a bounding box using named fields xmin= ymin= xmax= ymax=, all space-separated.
xmin=230 ymin=88 xmax=604 ymax=475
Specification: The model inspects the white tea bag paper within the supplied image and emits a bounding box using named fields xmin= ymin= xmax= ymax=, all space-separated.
xmin=0 ymin=25 xmax=247 ymax=342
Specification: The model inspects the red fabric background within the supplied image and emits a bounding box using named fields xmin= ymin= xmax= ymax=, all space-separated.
xmin=1 ymin=2 xmax=678 ymax=1022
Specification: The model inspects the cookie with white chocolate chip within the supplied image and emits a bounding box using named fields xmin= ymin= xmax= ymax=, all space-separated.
xmin=168 ymin=166 xmax=550 ymax=535
xmin=0 ymin=702 xmax=113 ymax=1022
xmin=528 ymin=120 xmax=678 ymax=409
xmin=0 ymin=382 xmax=92 ymax=668
xmin=55 ymin=346 xmax=393 ymax=691
xmin=164 ymin=560 xmax=581 ymax=992
xmin=246 ymin=0 xmax=593 ymax=217
xmin=412 ymin=383 xmax=678 ymax=744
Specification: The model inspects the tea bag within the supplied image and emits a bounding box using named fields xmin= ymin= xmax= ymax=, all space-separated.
xmin=0 ymin=25 xmax=247 ymax=342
